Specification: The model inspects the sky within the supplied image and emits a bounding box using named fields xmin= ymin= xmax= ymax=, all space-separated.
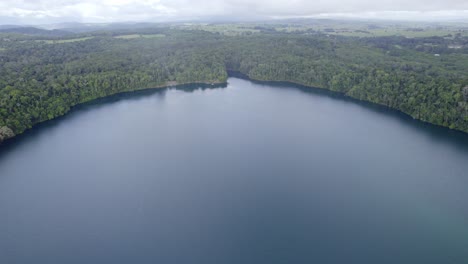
xmin=0 ymin=0 xmax=467 ymax=25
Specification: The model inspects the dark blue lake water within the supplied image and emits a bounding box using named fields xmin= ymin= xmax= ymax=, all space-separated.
xmin=1 ymin=77 xmax=468 ymax=264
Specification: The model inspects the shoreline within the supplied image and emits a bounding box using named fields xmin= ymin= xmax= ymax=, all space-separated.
xmin=227 ymin=70 xmax=468 ymax=135
xmin=0 ymin=79 xmax=227 ymax=146
xmin=1 ymin=73 xmax=467 ymax=146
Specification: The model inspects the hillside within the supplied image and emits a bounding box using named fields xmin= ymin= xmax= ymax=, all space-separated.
xmin=0 ymin=23 xmax=467 ymax=143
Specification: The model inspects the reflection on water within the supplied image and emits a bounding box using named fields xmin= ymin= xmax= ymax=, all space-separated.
xmin=0 ymin=82 xmax=228 ymax=159
xmin=0 ymin=77 xmax=467 ymax=264
xmin=233 ymin=72 xmax=468 ymax=151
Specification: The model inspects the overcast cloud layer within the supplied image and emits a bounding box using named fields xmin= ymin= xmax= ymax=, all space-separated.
xmin=0 ymin=0 xmax=467 ymax=24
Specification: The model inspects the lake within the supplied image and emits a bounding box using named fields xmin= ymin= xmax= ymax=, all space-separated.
xmin=1 ymin=77 xmax=468 ymax=264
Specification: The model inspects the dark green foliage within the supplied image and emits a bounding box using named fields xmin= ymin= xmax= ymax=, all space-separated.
xmin=0 ymin=27 xmax=467 ymax=140
xmin=223 ymin=34 xmax=468 ymax=132
xmin=0 ymin=30 xmax=228 ymax=135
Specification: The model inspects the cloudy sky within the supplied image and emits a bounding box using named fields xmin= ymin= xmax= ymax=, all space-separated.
xmin=0 ymin=0 xmax=467 ymax=24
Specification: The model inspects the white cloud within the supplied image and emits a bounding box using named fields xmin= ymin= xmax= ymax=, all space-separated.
xmin=0 ymin=0 xmax=467 ymax=24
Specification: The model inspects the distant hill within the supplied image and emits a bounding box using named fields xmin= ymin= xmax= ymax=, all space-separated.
xmin=0 ymin=26 xmax=71 ymax=36
xmin=0 ymin=25 xmax=26 ymax=30
xmin=40 ymin=22 xmax=164 ymax=33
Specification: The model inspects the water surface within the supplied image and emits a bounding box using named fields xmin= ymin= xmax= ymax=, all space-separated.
xmin=1 ymin=77 xmax=468 ymax=264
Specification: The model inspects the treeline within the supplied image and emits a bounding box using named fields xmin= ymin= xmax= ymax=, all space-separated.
xmin=0 ymin=28 xmax=467 ymax=143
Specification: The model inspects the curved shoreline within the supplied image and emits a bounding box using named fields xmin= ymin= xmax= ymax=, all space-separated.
xmin=1 ymin=74 xmax=467 ymax=147
xmin=0 ymin=80 xmax=227 ymax=146
xmin=227 ymin=71 xmax=468 ymax=135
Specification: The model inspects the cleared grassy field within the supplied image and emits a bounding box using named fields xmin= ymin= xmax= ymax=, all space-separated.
xmin=274 ymin=23 xmax=468 ymax=38
xmin=328 ymin=29 xmax=468 ymax=38
xmin=114 ymin=34 xmax=165 ymax=39
xmin=38 ymin=37 xmax=95 ymax=44
xmin=177 ymin=21 xmax=467 ymax=38
xmin=177 ymin=24 xmax=260 ymax=36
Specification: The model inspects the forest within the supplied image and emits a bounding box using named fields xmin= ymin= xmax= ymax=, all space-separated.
xmin=0 ymin=24 xmax=467 ymax=142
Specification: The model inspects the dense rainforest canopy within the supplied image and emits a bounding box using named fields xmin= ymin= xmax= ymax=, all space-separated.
xmin=0 ymin=24 xmax=467 ymax=142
